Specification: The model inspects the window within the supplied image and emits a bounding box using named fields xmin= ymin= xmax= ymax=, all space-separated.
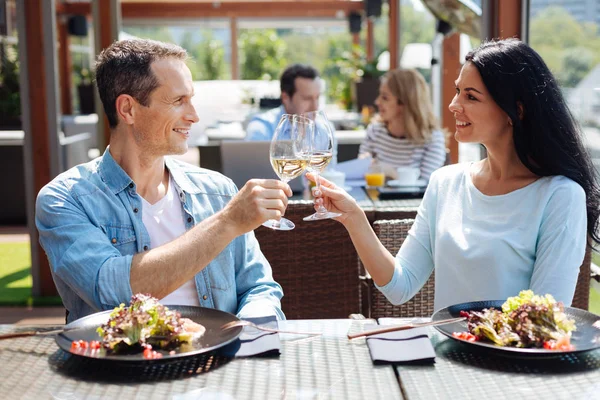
xmin=529 ymin=0 xmax=600 ymax=261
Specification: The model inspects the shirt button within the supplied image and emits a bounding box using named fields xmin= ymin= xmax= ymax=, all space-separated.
xmin=111 ymin=238 xmax=117 ymax=244
xmin=133 ymin=208 xmax=138 ymax=213
xmin=143 ymin=245 xmax=148 ymax=251
xmin=187 ymin=217 xmax=192 ymax=223
xmin=129 ymin=183 xmax=134 ymax=189
xmin=202 ymin=295 xmax=207 ymax=300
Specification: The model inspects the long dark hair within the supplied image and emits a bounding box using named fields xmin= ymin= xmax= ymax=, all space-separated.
xmin=465 ymin=38 xmax=599 ymax=247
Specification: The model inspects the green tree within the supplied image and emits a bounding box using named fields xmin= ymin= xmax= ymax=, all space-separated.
xmin=239 ymin=29 xmax=287 ymax=80
xmin=121 ymin=26 xmax=175 ymax=44
xmin=530 ymin=6 xmax=600 ymax=87
xmin=0 ymin=41 xmax=20 ymax=119
xmin=371 ymin=3 xmax=435 ymax=59
xmin=196 ymin=35 xmax=226 ymax=80
xmin=560 ymin=47 xmax=595 ymax=88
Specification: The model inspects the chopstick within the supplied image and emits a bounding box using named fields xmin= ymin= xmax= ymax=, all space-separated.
xmin=348 ymin=317 xmax=466 ymax=340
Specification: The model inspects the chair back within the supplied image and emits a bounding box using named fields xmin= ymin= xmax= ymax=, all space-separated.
xmin=360 ymin=219 xmax=435 ymax=318
xmin=362 ymin=220 xmax=592 ymax=315
xmin=572 ymin=246 xmax=591 ymax=310
xmin=254 ymin=201 xmax=361 ymax=319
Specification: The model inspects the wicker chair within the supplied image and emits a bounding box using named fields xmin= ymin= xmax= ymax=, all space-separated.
xmin=572 ymin=246 xmax=591 ymax=310
xmin=360 ymin=219 xmax=592 ymax=318
xmin=360 ymin=219 xmax=436 ymax=318
xmin=254 ymin=201 xmax=362 ymax=319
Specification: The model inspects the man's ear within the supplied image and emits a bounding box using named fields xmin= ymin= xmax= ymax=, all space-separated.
xmin=517 ymin=101 xmax=524 ymax=120
xmin=115 ymin=94 xmax=136 ymax=125
xmin=281 ymin=92 xmax=290 ymax=108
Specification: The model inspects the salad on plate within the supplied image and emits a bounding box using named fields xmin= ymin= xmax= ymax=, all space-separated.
xmin=454 ymin=290 xmax=576 ymax=351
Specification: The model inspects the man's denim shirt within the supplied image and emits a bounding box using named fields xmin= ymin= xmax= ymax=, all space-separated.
xmin=36 ymin=149 xmax=284 ymax=323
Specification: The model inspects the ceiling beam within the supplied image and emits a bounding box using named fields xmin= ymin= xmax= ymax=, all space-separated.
xmin=60 ymin=1 xmax=364 ymax=18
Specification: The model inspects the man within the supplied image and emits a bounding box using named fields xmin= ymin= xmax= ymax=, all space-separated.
xmin=35 ymin=39 xmax=289 ymax=323
xmin=246 ymin=64 xmax=321 ymax=141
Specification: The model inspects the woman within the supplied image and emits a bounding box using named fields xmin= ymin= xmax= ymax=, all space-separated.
xmin=310 ymin=39 xmax=600 ymax=310
xmin=359 ymin=68 xmax=447 ymax=181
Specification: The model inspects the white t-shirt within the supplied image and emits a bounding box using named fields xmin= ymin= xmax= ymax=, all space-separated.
xmin=377 ymin=162 xmax=587 ymax=310
xmin=141 ymin=175 xmax=200 ymax=306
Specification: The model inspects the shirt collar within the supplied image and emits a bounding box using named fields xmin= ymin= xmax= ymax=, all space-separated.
xmin=98 ymin=147 xmax=200 ymax=195
xmin=165 ymin=157 xmax=201 ymax=194
xmin=98 ymin=146 xmax=135 ymax=194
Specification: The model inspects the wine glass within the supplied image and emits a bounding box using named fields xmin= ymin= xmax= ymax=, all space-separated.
xmin=263 ymin=114 xmax=311 ymax=230
xmin=302 ymin=110 xmax=342 ymax=221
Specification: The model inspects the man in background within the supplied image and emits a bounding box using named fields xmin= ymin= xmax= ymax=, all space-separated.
xmin=246 ymin=64 xmax=321 ymax=141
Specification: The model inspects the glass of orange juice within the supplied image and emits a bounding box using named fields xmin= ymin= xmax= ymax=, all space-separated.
xmin=365 ymin=172 xmax=385 ymax=187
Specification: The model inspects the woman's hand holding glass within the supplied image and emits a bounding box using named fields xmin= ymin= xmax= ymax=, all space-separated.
xmin=264 ymin=114 xmax=311 ymax=230
xmin=301 ymin=110 xmax=342 ymax=221
xmin=305 ymin=172 xmax=361 ymax=225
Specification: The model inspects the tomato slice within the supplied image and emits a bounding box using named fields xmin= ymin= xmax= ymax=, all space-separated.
xmin=452 ymin=332 xmax=478 ymax=342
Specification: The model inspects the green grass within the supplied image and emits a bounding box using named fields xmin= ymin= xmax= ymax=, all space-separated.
xmin=0 ymin=242 xmax=32 ymax=305
xmin=0 ymin=242 xmax=62 ymax=306
xmin=590 ymin=285 xmax=600 ymax=316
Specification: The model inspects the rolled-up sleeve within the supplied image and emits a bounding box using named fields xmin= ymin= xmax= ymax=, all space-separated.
xmin=245 ymin=119 xmax=273 ymax=141
xmin=233 ymin=229 xmax=285 ymax=320
xmin=36 ymin=182 xmax=133 ymax=312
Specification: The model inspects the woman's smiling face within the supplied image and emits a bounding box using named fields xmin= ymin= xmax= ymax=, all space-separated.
xmin=448 ymin=62 xmax=512 ymax=146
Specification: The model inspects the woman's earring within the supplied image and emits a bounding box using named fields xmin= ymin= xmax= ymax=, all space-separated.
xmin=508 ymin=119 xmax=513 ymax=126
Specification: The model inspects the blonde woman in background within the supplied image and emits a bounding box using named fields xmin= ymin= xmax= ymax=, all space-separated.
xmin=359 ymin=68 xmax=447 ymax=181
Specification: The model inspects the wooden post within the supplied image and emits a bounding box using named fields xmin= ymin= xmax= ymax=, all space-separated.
xmin=230 ymin=17 xmax=239 ymax=80
xmin=58 ymin=16 xmax=73 ymax=115
xmin=366 ymin=18 xmax=374 ymax=61
xmin=497 ymin=0 xmax=522 ymax=39
xmin=442 ymin=33 xmax=461 ymax=164
xmin=92 ymin=0 xmax=121 ymax=150
xmin=17 ymin=0 xmax=62 ymax=296
xmin=482 ymin=0 xmax=523 ymax=40
xmin=388 ymin=0 xmax=399 ymax=69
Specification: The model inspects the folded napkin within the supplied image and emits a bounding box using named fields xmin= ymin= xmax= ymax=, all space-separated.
xmin=219 ymin=316 xmax=280 ymax=358
xmin=365 ymin=325 xmax=435 ymax=364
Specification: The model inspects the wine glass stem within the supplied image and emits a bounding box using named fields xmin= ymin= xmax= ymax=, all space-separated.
xmin=314 ymin=172 xmax=327 ymax=214
xmin=272 ymin=178 xmax=290 ymax=228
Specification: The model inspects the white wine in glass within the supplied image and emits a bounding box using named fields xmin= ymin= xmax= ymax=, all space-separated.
xmin=263 ymin=114 xmax=311 ymax=230
xmin=302 ymin=110 xmax=342 ymax=221
xmin=270 ymin=157 xmax=308 ymax=182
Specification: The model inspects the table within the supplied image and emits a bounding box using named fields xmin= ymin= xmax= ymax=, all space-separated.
xmin=0 ymin=319 xmax=401 ymax=400
xmin=398 ymin=326 xmax=600 ymax=400
xmin=2 ymin=319 xmax=599 ymax=399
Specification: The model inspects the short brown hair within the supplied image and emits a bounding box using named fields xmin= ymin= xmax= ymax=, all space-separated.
xmin=94 ymin=39 xmax=188 ymax=128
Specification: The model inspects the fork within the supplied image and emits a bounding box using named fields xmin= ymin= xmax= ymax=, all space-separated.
xmin=347 ymin=317 xmax=466 ymax=339
xmin=221 ymin=320 xmax=322 ymax=336
xmin=0 ymin=327 xmax=69 ymax=341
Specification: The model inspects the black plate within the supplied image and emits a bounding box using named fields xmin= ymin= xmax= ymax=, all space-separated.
xmin=55 ymin=306 xmax=243 ymax=362
xmin=432 ymin=300 xmax=600 ymax=358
